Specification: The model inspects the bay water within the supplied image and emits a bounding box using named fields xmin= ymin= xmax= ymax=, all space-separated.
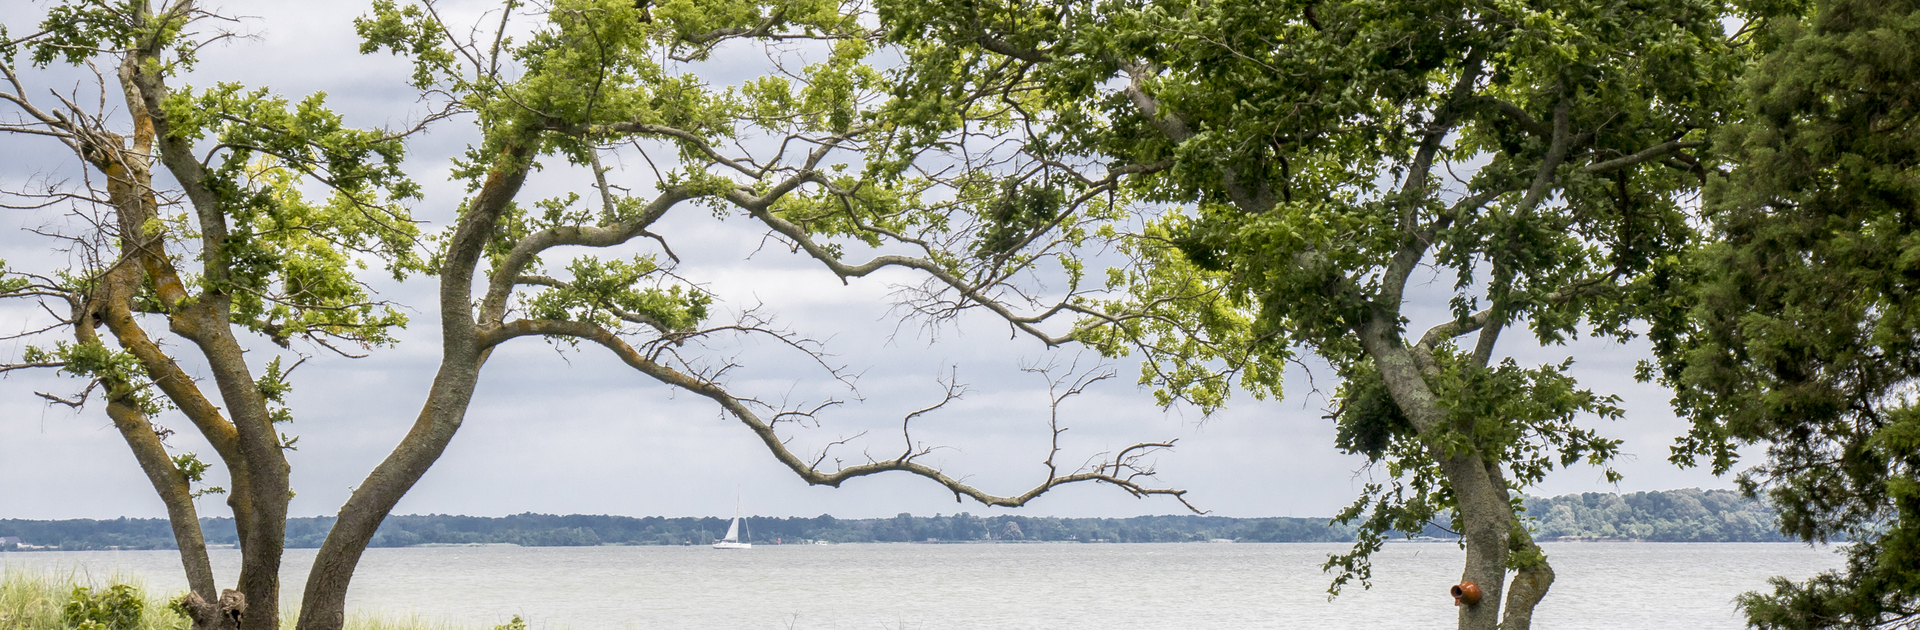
xmin=2 ymin=542 xmax=1840 ymax=629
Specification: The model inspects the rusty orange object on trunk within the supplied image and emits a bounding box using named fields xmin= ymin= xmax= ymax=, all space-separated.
xmin=1451 ymin=581 xmax=1483 ymax=606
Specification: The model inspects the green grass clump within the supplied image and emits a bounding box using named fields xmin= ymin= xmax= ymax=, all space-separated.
xmin=0 ymin=571 xmax=186 ymax=630
xmin=0 ymin=571 xmax=509 ymax=630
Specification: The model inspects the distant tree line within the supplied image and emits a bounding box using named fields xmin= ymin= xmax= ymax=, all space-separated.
xmin=0 ymin=488 xmax=1790 ymax=551
xmin=1522 ymin=488 xmax=1791 ymax=543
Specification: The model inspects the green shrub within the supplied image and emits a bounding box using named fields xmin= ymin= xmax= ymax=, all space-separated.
xmin=61 ymin=585 xmax=144 ymax=630
xmin=4 ymin=572 xmax=536 ymax=630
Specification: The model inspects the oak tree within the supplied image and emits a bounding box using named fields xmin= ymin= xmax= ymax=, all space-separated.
xmin=0 ymin=2 xmax=1196 ymax=629
xmin=877 ymin=0 xmax=1770 ymax=628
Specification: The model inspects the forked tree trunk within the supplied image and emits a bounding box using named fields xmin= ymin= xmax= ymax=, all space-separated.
xmin=183 ymin=316 xmax=291 ymax=630
xmin=1363 ymin=325 xmax=1556 ymax=630
xmin=179 ymin=589 xmax=248 ymax=630
xmin=82 ymin=103 xmax=221 ymax=606
xmin=98 ymin=19 xmax=297 ymax=630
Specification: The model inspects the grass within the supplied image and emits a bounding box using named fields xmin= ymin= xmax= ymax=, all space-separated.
xmin=0 ymin=570 xmax=188 ymax=630
xmin=0 ymin=571 xmax=498 ymax=630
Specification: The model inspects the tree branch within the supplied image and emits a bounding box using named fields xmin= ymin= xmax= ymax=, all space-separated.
xmin=479 ymin=318 xmax=1201 ymax=512
xmin=1583 ymin=140 xmax=1704 ymax=174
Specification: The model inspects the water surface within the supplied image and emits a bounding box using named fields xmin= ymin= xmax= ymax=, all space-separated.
xmin=2 ymin=542 xmax=1840 ymax=629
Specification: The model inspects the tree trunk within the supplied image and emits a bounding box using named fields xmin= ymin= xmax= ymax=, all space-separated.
xmin=176 ymin=314 xmax=291 ymax=630
xmin=1499 ymin=543 xmax=1555 ymax=630
xmin=112 ymin=20 xmax=295 ymax=630
xmin=81 ymin=96 xmax=222 ymax=606
xmin=78 ymin=275 xmax=218 ymax=602
xmin=179 ymin=589 xmax=248 ymax=630
xmin=295 ymin=362 xmax=480 ymax=630
xmin=1489 ymin=463 xmax=1554 ymax=630
xmin=119 ymin=410 xmax=220 ymax=604
xmin=296 ymin=144 xmax=533 ymax=630
xmin=1361 ymin=322 xmax=1545 ymax=630
xmin=1438 ymin=450 xmax=1512 ymax=630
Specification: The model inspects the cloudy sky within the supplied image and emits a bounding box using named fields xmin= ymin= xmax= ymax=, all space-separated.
xmin=0 ymin=0 xmax=1741 ymax=523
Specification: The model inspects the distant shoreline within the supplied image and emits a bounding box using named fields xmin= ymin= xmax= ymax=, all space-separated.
xmin=0 ymin=538 xmax=1822 ymax=553
xmin=0 ymin=488 xmax=1800 ymax=551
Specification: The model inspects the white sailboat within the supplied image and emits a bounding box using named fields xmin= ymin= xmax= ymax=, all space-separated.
xmin=712 ymin=503 xmax=751 ymax=549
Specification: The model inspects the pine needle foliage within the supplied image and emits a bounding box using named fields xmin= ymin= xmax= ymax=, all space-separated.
xmin=1654 ymin=0 xmax=1920 ymax=627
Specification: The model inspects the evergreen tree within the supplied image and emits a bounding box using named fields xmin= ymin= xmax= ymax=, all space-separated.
xmin=1656 ymin=0 xmax=1920 ymax=626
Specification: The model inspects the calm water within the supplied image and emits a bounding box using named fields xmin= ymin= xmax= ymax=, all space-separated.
xmin=3 ymin=542 xmax=1840 ymax=629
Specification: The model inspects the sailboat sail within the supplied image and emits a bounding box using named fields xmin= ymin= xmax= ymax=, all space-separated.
xmin=712 ymin=503 xmax=751 ymax=549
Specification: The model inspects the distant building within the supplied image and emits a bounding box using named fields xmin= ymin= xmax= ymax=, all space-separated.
xmin=0 ymin=536 xmax=20 ymax=547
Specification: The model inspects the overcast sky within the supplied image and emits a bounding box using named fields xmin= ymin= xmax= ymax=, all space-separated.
xmin=0 ymin=0 xmax=1742 ymax=522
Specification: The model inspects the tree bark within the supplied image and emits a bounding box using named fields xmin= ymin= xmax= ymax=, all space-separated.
xmin=1359 ymin=322 xmax=1522 ymax=630
xmin=179 ymin=589 xmax=247 ymax=630
xmin=66 ymin=41 xmax=224 ymax=608
xmin=115 ymin=17 xmax=293 ymax=630
xmin=200 ymin=322 xmax=290 ymax=630
xmin=1437 ymin=446 xmax=1513 ymax=630
xmin=1487 ymin=461 xmax=1554 ymax=630
xmin=295 ymin=141 xmax=534 ymax=630
xmin=77 ymin=270 xmax=217 ymax=603
xmin=1499 ymin=531 xmax=1555 ymax=630
xmin=104 ymin=396 xmax=219 ymax=602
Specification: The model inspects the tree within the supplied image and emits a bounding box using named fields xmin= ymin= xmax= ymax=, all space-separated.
xmin=1654 ymin=0 xmax=1920 ymax=626
xmin=877 ymin=0 xmax=1765 ymax=628
xmin=0 ymin=2 xmax=1198 ymax=630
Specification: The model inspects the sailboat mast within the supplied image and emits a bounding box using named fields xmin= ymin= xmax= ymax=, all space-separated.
xmin=712 ymin=491 xmax=752 ymax=548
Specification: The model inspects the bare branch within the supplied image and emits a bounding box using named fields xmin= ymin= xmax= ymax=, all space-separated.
xmin=1583 ymin=140 xmax=1705 ymax=174
xmin=480 ymin=318 xmax=1201 ymax=512
xmin=1 ymin=361 xmax=67 ymax=374
xmin=36 ymin=379 xmax=100 ymax=408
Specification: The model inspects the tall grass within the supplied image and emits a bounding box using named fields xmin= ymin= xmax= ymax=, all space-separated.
xmin=0 ymin=571 xmax=496 ymax=630
xmin=0 ymin=570 xmax=187 ymax=630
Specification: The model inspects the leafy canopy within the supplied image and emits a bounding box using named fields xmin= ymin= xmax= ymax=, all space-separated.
xmin=1656 ymin=0 xmax=1920 ymax=626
